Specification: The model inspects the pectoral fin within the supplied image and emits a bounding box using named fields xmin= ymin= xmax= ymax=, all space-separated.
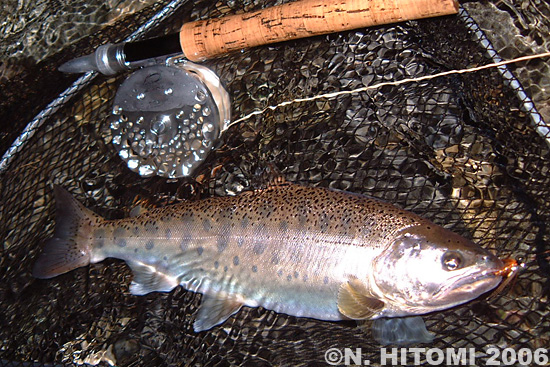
xmin=193 ymin=294 xmax=243 ymax=332
xmin=338 ymin=279 xmax=384 ymax=319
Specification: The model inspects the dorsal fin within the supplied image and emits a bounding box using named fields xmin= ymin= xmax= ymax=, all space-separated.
xmin=250 ymin=164 xmax=290 ymax=191
xmin=128 ymin=195 xmax=164 ymax=217
xmin=264 ymin=163 xmax=289 ymax=188
xmin=267 ymin=175 xmax=288 ymax=188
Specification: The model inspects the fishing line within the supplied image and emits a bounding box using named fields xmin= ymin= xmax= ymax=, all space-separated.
xmin=228 ymin=51 xmax=550 ymax=129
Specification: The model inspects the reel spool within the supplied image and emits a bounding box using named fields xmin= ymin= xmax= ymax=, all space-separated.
xmin=108 ymin=56 xmax=231 ymax=178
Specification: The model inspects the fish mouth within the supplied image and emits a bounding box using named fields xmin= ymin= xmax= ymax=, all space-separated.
xmin=433 ymin=259 xmax=511 ymax=306
xmin=448 ymin=273 xmax=502 ymax=299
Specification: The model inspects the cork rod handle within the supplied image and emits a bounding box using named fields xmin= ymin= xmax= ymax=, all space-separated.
xmin=180 ymin=0 xmax=459 ymax=62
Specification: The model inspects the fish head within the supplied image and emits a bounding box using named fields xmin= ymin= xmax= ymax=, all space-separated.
xmin=372 ymin=224 xmax=504 ymax=316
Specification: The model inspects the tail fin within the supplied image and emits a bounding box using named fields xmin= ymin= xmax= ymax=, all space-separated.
xmin=33 ymin=185 xmax=102 ymax=279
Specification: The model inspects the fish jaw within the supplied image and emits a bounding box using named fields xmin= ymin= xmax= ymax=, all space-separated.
xmin=433 ymin=273 xmax=502 ymax=308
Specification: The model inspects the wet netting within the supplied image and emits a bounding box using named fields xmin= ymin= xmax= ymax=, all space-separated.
xmin=1 ymin=0 xmax=549 ymax=366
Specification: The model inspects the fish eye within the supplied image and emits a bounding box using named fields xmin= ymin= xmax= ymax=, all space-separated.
xmin=442 ymin=252 xmax=463 ymax=271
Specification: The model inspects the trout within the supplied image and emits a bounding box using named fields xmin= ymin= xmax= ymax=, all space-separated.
xmin=33 ymin=182 xmax=509 ymax=344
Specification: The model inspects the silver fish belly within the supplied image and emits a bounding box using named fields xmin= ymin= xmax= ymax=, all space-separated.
xmin=33 ymin=182 xmax=506 ymax=335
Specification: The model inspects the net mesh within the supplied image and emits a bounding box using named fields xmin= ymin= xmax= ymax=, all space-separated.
xmin=1 ymin=0 xmax=549 ymax=365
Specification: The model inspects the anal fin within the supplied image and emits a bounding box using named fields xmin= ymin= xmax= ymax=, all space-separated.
xmin=338 ymin=279 xmax=384 ymax=319
xmin=193 ymin=294 xmax=243 ymax=332
xmin=127 ymin=260 xmax=179 ymax=295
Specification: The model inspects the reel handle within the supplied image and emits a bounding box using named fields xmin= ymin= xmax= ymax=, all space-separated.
xmin=180 ymin=0 xmax=459 ymax=62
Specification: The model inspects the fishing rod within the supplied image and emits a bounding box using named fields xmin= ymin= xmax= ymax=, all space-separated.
xmin=59 ymin=0 xmax=459 ymax=75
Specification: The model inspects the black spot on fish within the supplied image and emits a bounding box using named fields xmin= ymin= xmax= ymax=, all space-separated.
xmin=253 ymin=242 xmax=266 ymax=255
xmin=217 ymin=237 xmax=228 ymax=253
xmin=134 ymin=248 xmax=138 ymax=253
xmin=165 ymin=228 xmax=172 ymax=239
xmin=197 ymin=247 xmax=204 ymax=256
xmin=252 ymin=265 xmax=258 ymax=273
xmin=294 ymin=271 xmax=299 ymax=278
xmin=233 ymin=256 xmax=239 ymax=266
xmin=133 ymin=226 xmax=140 ymax=235
xmin=163 ymin=256 xmax=168 ymax=261
xmin=323 ymin=276 xmax=329 ymax=285
xmin=277 ymin=270 xmax=283 ymax=277
xmin=214 ymin=261 xmax=219 ymax=269
xmin=224 ymin=265 xmax=228 ymax=272
xmin=287 ymin=274 xmax=292 ymax=281
xmin=203 ymin=219 xmax=212 ymax=232
xmin=145 ymin=240 xmax=154 ymax=250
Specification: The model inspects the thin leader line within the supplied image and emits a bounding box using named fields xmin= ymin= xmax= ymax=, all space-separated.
xmin=228 ymin=51 xmax=550 ymax=129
